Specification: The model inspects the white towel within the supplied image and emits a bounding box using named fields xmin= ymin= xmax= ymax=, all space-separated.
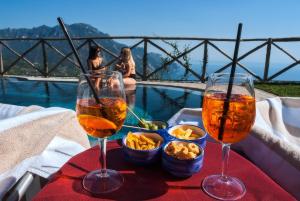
xmin=168 ymin=108 xmax=202 ymax=127
xmin=0 ymin=104 xmax=90 ymax=199
xmin=0 ymin=103 xmax=25 ymax=120
xmin=233 ymin=97 xmax=300 ymax=199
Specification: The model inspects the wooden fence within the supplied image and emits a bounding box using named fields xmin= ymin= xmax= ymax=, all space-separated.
xmin=1 ymin=36 xmax=300 ymax=82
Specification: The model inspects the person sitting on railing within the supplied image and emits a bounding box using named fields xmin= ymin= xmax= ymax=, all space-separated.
xmin=115 ymin=47 xmax=136 ymax=86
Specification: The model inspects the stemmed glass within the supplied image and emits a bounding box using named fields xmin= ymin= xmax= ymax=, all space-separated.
xmin=76 ymin=70 xmax=127 ymax=194
xmin=202 ymin=73 xmax=256 ymax=200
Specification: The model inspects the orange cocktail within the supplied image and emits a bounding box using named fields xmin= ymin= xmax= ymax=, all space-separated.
xmin=202 ymin=93 xmax=255 ymax=144
xmin=76 ymin=70 xmax=126 ymax=194
xmin=77 ymin=98 xmax=127 ymax=138
xmin=201 ymin=73 xmax=256 ymax=200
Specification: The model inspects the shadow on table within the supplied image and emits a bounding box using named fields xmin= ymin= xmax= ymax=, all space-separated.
xmin=71 ymin=148 xmax=169 ymax=200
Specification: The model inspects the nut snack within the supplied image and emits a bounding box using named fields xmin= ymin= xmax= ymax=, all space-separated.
xmin=165 ymin=141 xmax=201 ymax=160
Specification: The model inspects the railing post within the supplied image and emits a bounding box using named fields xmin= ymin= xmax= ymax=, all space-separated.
xmin=143 ymin=38 xmax=148 ymax=81
xmin=264 ymin=38 xmax=272 ymax=81
xmin=88 ymin=39 xmax=92 ymax=50
xmin=201 ymin=40 xmax=208 ymax=83
xmin=0 ymin=43 xmax=3 ymax=76
xmin=42 ymin=40 xmax=48 ymax=77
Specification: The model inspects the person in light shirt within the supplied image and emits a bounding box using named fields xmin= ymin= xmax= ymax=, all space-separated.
xmin=115 ymin=47 xmax=136 ymax=86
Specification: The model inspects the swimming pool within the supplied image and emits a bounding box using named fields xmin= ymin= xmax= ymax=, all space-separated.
xmin=0 ymin=77 xmax=204 ymax=139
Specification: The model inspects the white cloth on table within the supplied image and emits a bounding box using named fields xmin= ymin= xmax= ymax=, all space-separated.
xmin=0 ymin=104 xmax=90 ymax=199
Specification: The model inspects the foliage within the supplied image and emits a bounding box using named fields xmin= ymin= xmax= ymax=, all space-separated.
xmin=255 ymin=83 xmax=300 ymax=97
xmin=160 ymin=40 xmax=191 ymax=80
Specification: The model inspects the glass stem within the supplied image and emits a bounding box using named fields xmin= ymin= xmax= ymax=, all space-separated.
xmin=221 ymin=143 xmax=230 ymax=179
xmin=98 ymin=138 xmax=108 ymax=177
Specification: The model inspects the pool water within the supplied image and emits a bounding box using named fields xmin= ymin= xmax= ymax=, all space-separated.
xmin=0 ymin=77 xmax=204 ymax=140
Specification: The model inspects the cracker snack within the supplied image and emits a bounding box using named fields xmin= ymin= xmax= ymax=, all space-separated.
xmin=171 ymin=127 xmax=204 ymax=140
xmin=165 ymin=141 xmax=201 ymax=160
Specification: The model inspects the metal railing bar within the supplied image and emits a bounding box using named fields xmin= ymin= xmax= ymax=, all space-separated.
xmin=1 ymin=35 xmax=300 ymax=82
xmin=0 ymin=36 xmax=285 ymax=41
xmin=2 ymin=36 xmax=300 ymax=42
xmin=238 ymin=65 xmax=262 ymax=80
xmin=44 ymin=40 xmax=80 ymax=67
xmin=147 ymin=40 xmax=201 ymax=80
xmin=272 ymin=42 xmax=298 ymax=62
xmin=90 ymin=39 xmax=119 ymax=58
xmin=0 ymin=41 xmax=36 ymax=67
xmin=214 ymin=41 xmax=268 ymax=74
xmin=207 ymin=41 xmax=262 ymax=80
xmin=268 ymin=60 xmax=300 ymax=81
xmin=104 ymin=39 xmax=144 ymax=68
xmin=201 ymin=40 xmax=208 ymax=82
xmin=163 ymin=41 xmax=205 ymax=67
xmin=208 ymin=41 xmax=245 ymax=67
xmin=2 ymin=41 xmax=41 ymax=74
xmin=48 ymin=40 xmax=88 ymax=74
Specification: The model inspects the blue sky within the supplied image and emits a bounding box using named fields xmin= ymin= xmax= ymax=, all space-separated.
xmin=1 ymin=0 xmax=300 ymax=38
xmin=1 ymin=0 xmax=300 ymax=68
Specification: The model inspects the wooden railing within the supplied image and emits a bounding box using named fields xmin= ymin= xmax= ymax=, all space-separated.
xmin=1 ymin=36 xmax=300 ymax=82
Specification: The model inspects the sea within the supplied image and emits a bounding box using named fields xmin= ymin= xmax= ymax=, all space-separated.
xmin=162 ymin=61 xmax=300 ymax=82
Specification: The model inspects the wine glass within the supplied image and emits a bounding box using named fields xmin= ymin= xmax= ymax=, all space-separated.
xmin=76 ymin=70 xmax=127 ymax=194
xmin=202 ymin=73 xmax=256 ymax=200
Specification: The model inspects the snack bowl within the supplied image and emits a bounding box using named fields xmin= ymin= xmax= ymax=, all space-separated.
xmin=122 ymin=132 xmax=164 ymax=165
xmin=167 ymin=124 xmax=207 ymax=148
xmin=162 ymin=140 xmax=204 ymax=177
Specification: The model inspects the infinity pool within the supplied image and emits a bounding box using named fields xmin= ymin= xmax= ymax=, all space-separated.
xmin=0 ymin=77 xmax=204 ymax=139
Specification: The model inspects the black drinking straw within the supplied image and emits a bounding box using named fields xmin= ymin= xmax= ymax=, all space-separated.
xmin=57 ymin=17 xmax=101 ymax=105
xmin=57 ymin=17 xmax=145 ymax=125
xmin=218 ymin=23 xmax=243 ymax=141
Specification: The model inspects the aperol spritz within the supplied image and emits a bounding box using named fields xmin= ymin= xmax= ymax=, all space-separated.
xmin=76 ymin=70 xmax=127 ymax=194
xmin=202 ymin=73 xmax=256 ymax=200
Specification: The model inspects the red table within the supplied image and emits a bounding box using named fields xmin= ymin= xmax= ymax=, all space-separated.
xmin=33 ymin=141 xmax=295 ymax=201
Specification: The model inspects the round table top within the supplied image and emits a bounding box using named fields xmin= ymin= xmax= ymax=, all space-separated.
xmin=33 ymin=140 xmax=295 ymax=201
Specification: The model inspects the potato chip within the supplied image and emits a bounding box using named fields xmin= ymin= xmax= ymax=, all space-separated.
xmin=140 ymin=135 xmax=155 ymax=145
xmin=126 ymin=132 xmax=162 ymax=150
xmin=127 ymin=140 xmax=135 ymax=149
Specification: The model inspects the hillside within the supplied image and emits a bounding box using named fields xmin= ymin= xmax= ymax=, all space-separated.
xmin=0 ymin=23 xmax=170 ymax=78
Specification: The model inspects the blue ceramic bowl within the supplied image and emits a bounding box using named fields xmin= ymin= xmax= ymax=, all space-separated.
xmin=167 ymin=124 xmax=207 ymax=148
xmin=162 ymin=141 xmax=204 ymax=177
xmin=122 ymin=132 xmax=164 ymax=165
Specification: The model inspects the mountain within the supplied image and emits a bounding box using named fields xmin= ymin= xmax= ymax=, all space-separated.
xmin=0 ymin=23 xmax=173 ymax=78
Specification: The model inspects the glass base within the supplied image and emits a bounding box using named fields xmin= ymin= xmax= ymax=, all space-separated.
xmin=83 ymin=169 xmax=124 ymax=194
xmin=202 ymin=174 xmax=246 ymax=200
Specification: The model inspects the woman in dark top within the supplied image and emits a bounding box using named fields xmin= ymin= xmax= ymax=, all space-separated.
xmin=87 ymin=46 xmax=104 ymax=71
xmin=87 ymin=46 xmax=105 ymax=89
